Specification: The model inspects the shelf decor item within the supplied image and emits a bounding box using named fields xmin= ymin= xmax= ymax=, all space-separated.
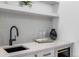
xmin=19 ymin=1 xmax=32 ymax=7
xmin=49 ymin=29 xmax=57 ymax=40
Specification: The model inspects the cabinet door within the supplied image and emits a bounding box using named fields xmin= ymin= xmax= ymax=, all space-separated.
xmin=21 ymin=53 xmax=38 ymax=57
xmin=37 ymin=49 xmax=54 ymax=57
xmin=24 ymin=54 xmax=36 ymax=57
xmin=12 ymin=52 xmax=37 ymax=57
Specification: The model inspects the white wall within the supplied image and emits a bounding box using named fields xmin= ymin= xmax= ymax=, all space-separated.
xmin=0 ymin=12 xmax=52 ymax=46
xmin=0 ymin=1 xmax=54 ymax=46
xmin=58 ymin=1 xmax=79 ymax=57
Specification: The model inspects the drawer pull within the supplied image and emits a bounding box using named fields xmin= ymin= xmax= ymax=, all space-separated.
xmin=43 ymin=53 xmax=51 ymax=56
xmin=34 ymin=54 xmax=37 ymax=57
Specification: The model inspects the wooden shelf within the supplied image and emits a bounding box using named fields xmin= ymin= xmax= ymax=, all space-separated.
xmin=0 ymin=3 xmax=58 ymax=17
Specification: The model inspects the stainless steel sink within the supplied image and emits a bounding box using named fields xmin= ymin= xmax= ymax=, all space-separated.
xmin=4 ymin=46 xmax=29 ymax=53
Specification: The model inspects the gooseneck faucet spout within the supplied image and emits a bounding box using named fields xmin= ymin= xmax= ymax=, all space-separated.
xmin=9 ymin=26 xmax=19 ymax=46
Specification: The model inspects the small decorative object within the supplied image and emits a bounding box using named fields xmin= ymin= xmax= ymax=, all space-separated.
xmin=19 ymin=1 xmax=32 ymax=7
xmin=49 ymin=29 xmax=57 ymax=40
xmin=34 ymin=38 xmax=53 ymax=43
xmin=34 ymin=38 xmax=49 ymax=43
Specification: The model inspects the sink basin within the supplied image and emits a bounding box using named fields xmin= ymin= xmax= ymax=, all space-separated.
xmin=4 ymin=46 xmax=29 ymax=53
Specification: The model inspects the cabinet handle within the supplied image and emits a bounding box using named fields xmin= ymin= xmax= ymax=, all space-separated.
xmin=34 ymin=54 xmax=37 ymax=57
xmin=43 ymin=53 xmax=51 ymax=56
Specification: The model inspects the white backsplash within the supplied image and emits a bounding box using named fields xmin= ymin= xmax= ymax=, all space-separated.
xmin=0 ymin=1 xmax=57 ymax=46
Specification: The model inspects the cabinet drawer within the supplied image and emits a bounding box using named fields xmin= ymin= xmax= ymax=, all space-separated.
xmin=37 ymin=49 xmax=54 ymax=57
xmin=24 ymin=54 xmax=35 ymax=57
xmin=12 ymin=52 xmax=36 ymax=57
xmin=21 ymin=53 xmax=37 ymax=57
xmin=11 ymin=49 xmax=54 ymax=57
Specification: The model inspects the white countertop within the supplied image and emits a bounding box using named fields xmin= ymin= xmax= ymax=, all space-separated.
xmin=0 ymin=39 xmax=74 ymax=57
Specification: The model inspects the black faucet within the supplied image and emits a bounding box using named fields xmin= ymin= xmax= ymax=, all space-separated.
xmin=9 ymin=26 xmax=19 ymax=46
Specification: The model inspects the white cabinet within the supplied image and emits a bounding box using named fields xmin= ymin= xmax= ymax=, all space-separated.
xmin=25 ymin=49 xmax=54 ymax=57
xmin=25 ymin=44 xmax=73 ymax=57
xmin=23 ymin=52 xmax=38 ymax=57
xmin=12 ymin=48 xmax=54 ymax=57
xmin=11 ymin=43 xmax=73 ymax=57
xmin=37 ymin=49 xmax=54 ymax=57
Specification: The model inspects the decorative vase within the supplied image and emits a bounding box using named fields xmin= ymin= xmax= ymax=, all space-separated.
xmin=49 ymin=29 xmax=57 ymax=40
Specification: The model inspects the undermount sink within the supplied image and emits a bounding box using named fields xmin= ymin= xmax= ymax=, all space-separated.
xmin=4 ymin=46 xmax=29 ymax=53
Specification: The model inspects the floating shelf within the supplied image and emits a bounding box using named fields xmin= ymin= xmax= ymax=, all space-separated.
xmin=0 ymin=3 xmax=58 ymax=17
xmin=41 ymin=1 xmax=59 ymax=5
